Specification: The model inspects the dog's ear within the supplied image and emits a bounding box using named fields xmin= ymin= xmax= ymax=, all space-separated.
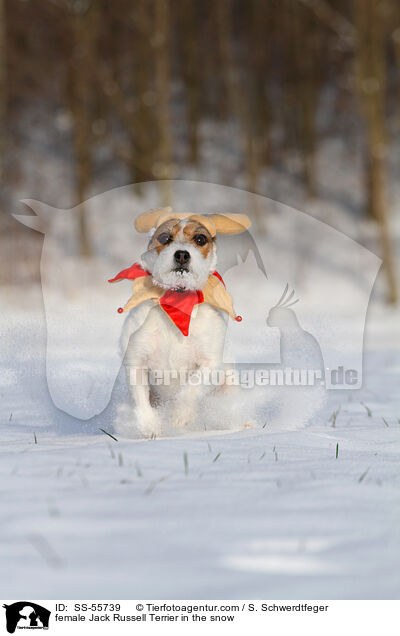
xmin=135 ymin=206 xmax=173 ymax=232
xmin=209 ymin=213 xmax=251 ymax=235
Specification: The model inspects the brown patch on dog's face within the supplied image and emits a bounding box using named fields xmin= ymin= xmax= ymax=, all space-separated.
xmin=182 ymin=221 xmax=213 ymax=258
xmin=148 ymin=219 xmax=182 ymax=254
xmin=148 ymin=219 xmax=214 ymax=258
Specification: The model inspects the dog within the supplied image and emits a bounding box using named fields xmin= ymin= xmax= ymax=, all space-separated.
xmin=118 ymin=207 xmax=251 ymax=437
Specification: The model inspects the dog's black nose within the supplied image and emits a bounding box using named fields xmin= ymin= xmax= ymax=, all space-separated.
xmin=174 ymin=250 xmax=190 ymax=265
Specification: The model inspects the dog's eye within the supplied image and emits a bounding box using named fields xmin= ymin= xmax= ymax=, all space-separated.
xmin=193 ymin=234 xmax=208 ymax=246
xmin=157 ymin=232 xmax=171 ymax=245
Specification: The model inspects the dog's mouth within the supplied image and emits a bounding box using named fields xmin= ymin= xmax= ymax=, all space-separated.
xmin=173 ymin=266 xmax=190 ymax=274
xmin=152 ymin=263 xmax=201 ymax=293
xmin=172 ymin=267 xmax=190 ymax=291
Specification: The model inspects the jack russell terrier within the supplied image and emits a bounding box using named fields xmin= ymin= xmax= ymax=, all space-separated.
xmin=109 ymin=207 xmax=251 ymax=437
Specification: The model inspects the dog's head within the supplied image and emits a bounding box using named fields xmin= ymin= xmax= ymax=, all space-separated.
xmin=136 ymin=207 xmax=251 ymax=291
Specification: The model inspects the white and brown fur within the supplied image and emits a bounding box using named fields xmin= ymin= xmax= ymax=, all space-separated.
xmin=121 ymin=218 xmax=227 ymax=437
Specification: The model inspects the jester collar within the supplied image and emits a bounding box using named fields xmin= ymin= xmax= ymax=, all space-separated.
xmin=108 ymin=262 xmax=242 ymax=336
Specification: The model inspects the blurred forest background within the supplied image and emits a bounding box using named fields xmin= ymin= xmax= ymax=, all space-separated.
xmin=1 ymin=0 xmax=400 ymax=301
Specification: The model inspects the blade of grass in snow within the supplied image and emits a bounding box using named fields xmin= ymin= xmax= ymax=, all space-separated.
xmin=99 ymin=428 xmax=118 ymax=442
xmin=33 ymin=432 xmax=37 ymax=444
xmin=107 ymin=443 xmax=115 ymax=459
xmin=336 ymin=442 xmax=339 ymax=459
xmin=213 ymin=452 xmax=221 ymax=462
xmin=358 ymin=467 xmax=370 ymax=483
xmin=183 ymin=452 xmax=189 ymax=475
xmin=135 ymin=462 xmax=142 ymax=477
xmin=9 ymin=413 xmax=12 ymax=421
xmin=27 ymin=532 xmax=63 ymax=569
xmin=329 ymin=407 xmax=341 ymax=427
xmin=382 ymin=417 xmax=389 ymax=427
xmin=360 ymin=402 xmax=372 ymax=417
xmin=145 ymin=474 xmax=171 ymax=495
xmin=118 ymin=453 xmax=123 ymax=467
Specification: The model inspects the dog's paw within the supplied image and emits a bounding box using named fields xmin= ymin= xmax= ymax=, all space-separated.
xmin=134 ymin=408 xmax=162 ymax=439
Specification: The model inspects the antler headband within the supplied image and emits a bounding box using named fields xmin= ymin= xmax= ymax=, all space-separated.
xmin=134 ymin=207 xmax=251 ymax=237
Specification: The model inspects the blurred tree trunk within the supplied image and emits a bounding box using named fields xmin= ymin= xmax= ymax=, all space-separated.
xmin=389 ymin=5 xmax=400 ymax=131
xmin=286 ymin=1 xmax=319 ymax=198
xmin=216 ymin=0 xmax=262 ymax=223
xmin=247 ymin=0 xmax=271 ymax=167
xmin=0 ymin=0 xmax=6 ymax=183
xmin=354 ymin=0 xmax=397 ymax=303
xmin=69 ymin=2 xmax=99 ymax=257
xmin=298 ymin=8 xmax=319 ymax=198
xmin=130 ymin=0 xmax=155 ymax=185
xmin=178 ymin=0 xmax=201 ymax=164
xmin=154 ymin=0 xmax=173 ymax=205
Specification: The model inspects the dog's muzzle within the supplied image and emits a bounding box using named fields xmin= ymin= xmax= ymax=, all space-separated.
xmin=174 ymin=250 xmax=190 ymax=272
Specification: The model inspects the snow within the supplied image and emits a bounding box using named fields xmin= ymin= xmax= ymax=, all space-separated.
xmin=1 ymin=350 xmax=399 ymax=599
xmin=2 ymin=158 xmax=400 ymax=599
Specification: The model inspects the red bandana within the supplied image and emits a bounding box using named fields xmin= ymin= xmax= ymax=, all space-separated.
xmin=108 ymin=262 xmax=223 ymax=336
xmin=108 ymin=262 xmax=149 ymax=282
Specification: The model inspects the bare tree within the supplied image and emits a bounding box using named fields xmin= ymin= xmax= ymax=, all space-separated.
xmin=284 ymin=1 xmax=321 ymax=197
xmin=0 ymin=0 xmax=6 ymax=182
xmin=68 ymin=0 xmax=99 ymax=257
xmin=354 ymin=0 xmax=397 ymax=302
xmin=176 ymin=0 xmax=202 ymax=164
xmin=154 ymin=0 xmax=173 ymax=205
xmin=130 ymin=0 xmax=157 ymax=184
xmin=216 ymin=0 xmax=263 ymax=224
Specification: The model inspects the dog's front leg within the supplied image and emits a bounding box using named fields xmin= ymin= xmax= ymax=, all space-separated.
xmin=127 ymin=366 xmax=161 ymax=438
xmin=170 ymin=362 xmax=218 ymax=428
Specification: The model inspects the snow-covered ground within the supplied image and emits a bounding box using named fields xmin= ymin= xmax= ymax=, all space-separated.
xmin=0 ymin=308 xmax=399 ymax=599
xmin=1 ymin=152 xmax=400 ymax=599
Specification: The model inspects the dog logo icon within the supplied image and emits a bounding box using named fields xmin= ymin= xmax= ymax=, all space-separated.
xmin=2 ymin=602 xmax=50 ymax=633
